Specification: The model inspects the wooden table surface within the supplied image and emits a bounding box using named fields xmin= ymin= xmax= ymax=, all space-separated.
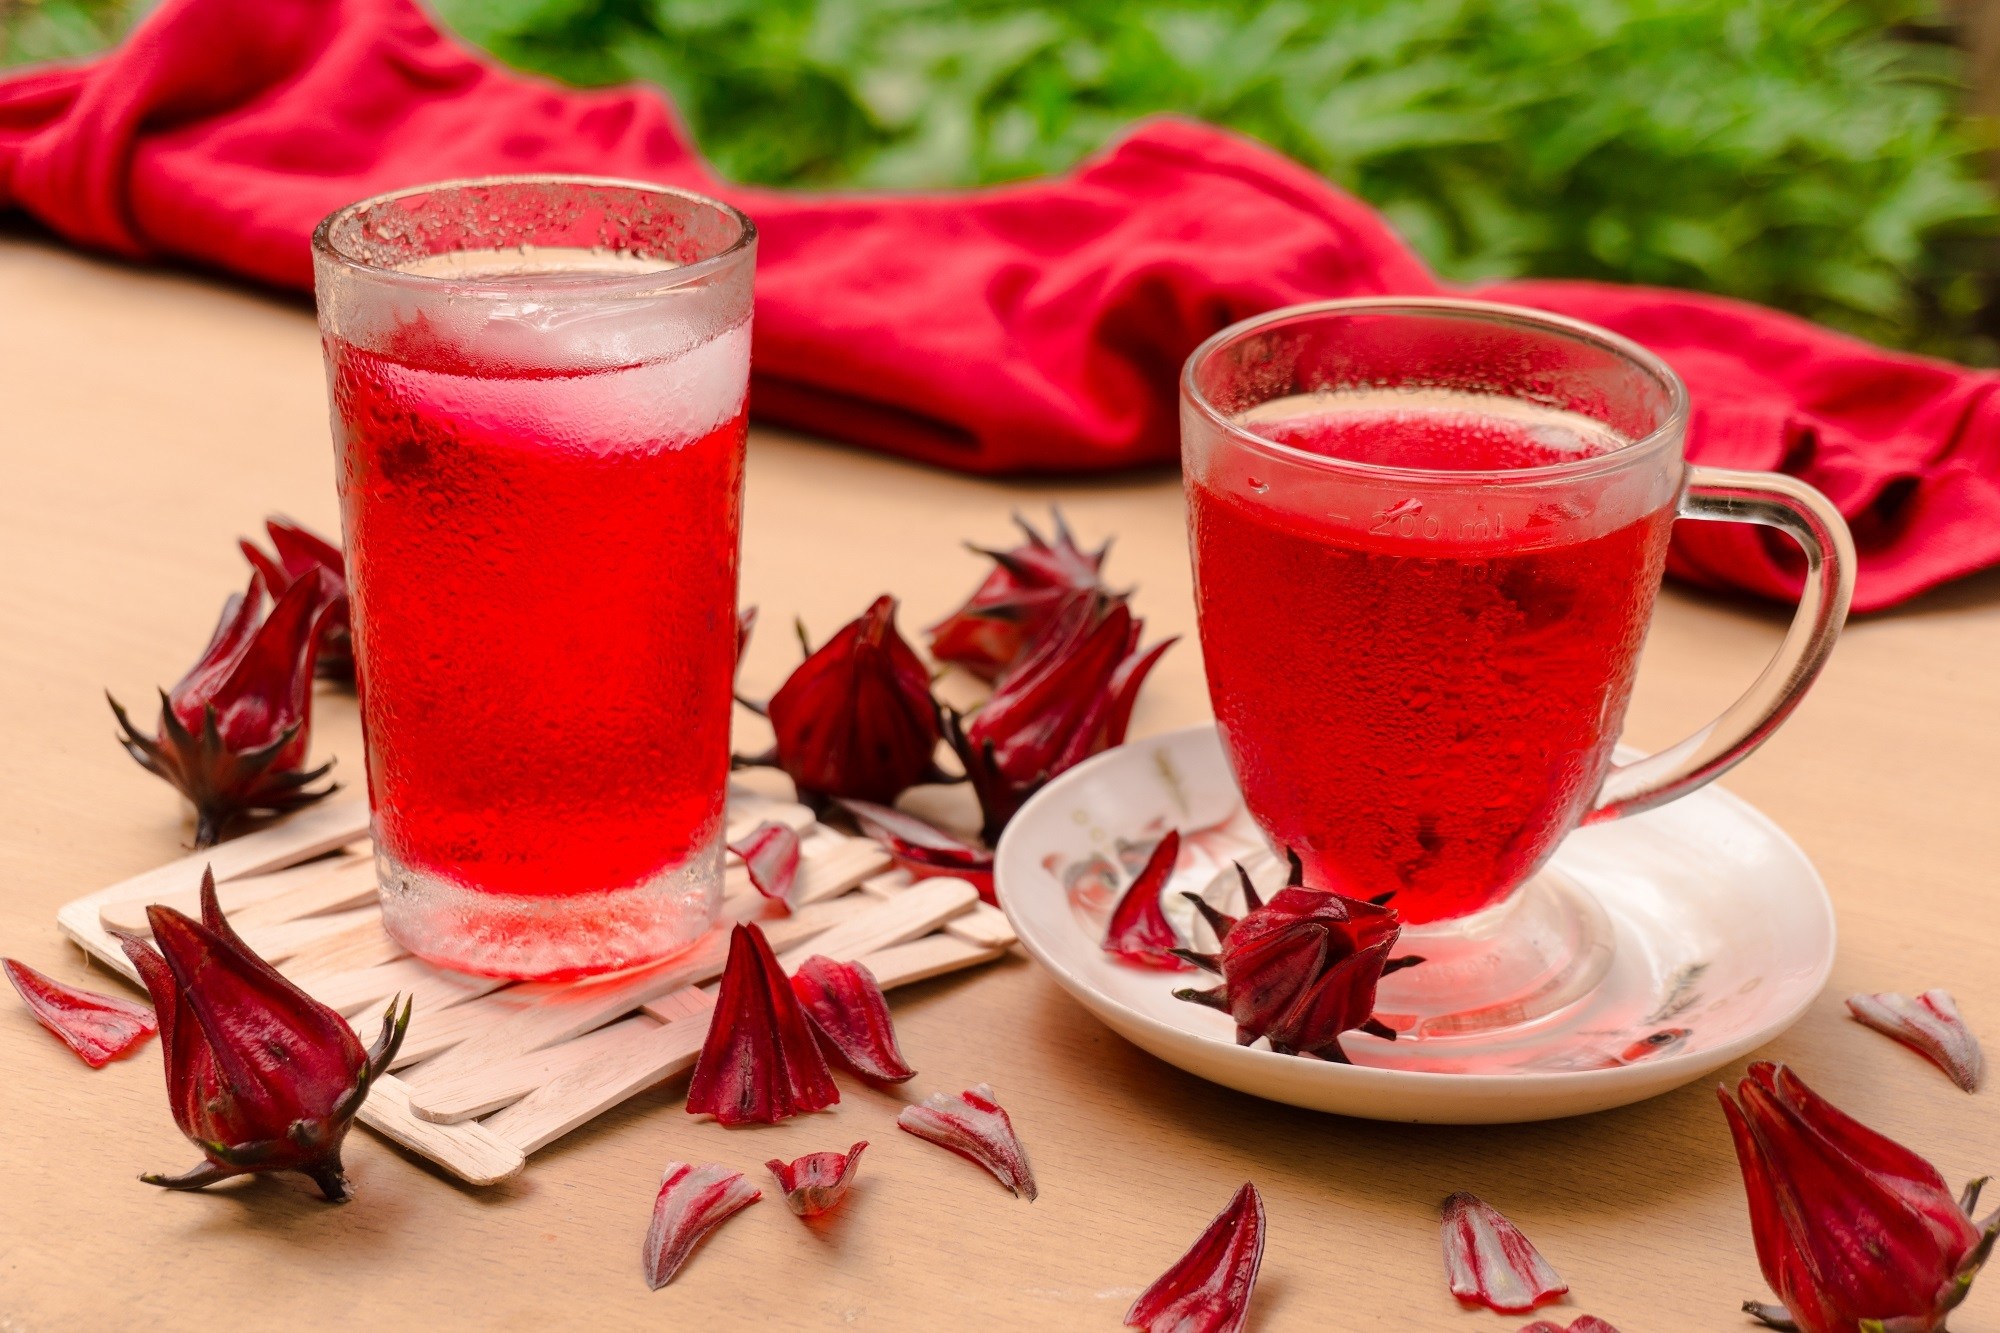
xmin=3 ymin=230 xmax=1997 ymax=1332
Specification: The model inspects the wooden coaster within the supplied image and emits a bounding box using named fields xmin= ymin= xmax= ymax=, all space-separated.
xmin=54 ymin=789 xmax=1011 ymax=1186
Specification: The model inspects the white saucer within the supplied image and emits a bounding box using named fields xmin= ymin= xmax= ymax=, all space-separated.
xmin=993 ymin=724 xmax=1835 ymax=1123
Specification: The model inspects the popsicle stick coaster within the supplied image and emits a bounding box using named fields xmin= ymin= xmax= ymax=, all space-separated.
xmin=53 ymin=788 xmax=1013 ymax=1186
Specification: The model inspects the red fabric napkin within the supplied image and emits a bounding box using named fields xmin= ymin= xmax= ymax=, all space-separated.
xmin=4 ymin=0 xmax=1995 ymax=611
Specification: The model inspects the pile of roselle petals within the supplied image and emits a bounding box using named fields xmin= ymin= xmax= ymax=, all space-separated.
xmin=109 ymin=517 xmax=351 ymax=847
xmin=741 ymin=511 xmax=1174 ymax=892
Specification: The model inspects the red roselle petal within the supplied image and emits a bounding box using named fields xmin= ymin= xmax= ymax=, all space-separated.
xmin=1103 ymin=830 xmax=1190 ymax=971
xmin=1519 ymin=1320 xmax=1621 ymax=1333
xmin=729 ymin=821 xmax=802 ymax=912
xmin=1441 ymin=1191 xmax=1569 ymax=1314
xmin=1848 ymin=989 xmax=1985 ymax=1092
xmin=765 ymin=1141 xmax=867 ymax=1217
xmin=642 ymin=1161 xmax=762 ymax=1289
xmin=1124 ymin=1182 xmax=1266 ymax=1333
xmin=926 ymin=509 xmax=1117 ymax=683
xmin=897 ymin=1083 xmax=1036 ymax=1199
xmin=686 ymin=923 xmax=840 ymax=1126
xmin=838 ymin=799 xmax=997 ymax=905
xmin=3 ymin=958 xmax=156 ymax=1068
xmin=791 ymin=956 xmax=916 ymax=1083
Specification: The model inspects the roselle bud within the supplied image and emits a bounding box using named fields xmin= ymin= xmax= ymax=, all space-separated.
xmin=109 ymin=569 xmax=341 ymax=847
xmin=764 ymin=596 xmax=944 ymax=806
xmin=946 ymin=595 xmax=1173 ymax=842
xmin=240 ymin=516 xmax=352 ymax=684
xmin=108 ymin=868 xmax=408 ymax=1202
xmin=1173 ymin=854 xmax=1416 ymax=1063
xmin=927 ymin=509 xmax=1120 ymax=682
xmin=1720 ymin=1061 xmax=2000 ymax=1333
xmin=685 ymin=922 xmax=840 ymax=1126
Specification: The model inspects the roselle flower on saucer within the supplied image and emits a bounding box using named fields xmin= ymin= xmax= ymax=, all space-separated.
xmin=927 ymin=509 xmax=1120 ymax=682
xmin=109 ymin=569 xmax=342 ymax=847
xmin=108 ymin=868 xmax=408 ymax=1201
xmin=686 ymin=922 xmax=840 ymax=1126
xmin=763 ymin=596 xmax=944 ymax=806
xmin=1172 ymin=855 xmax=1415 ymax=1062
xmin=240 ymin=516 xmax=352 ymax=683
xmin=766 ymin=1142 xmax=868 ymax=1217
xmin=1125 ymin=1181 xmax=1266 ymax=1333
xmin=945 ymin=595 xmax=1173 ymax=842
xmin=1103 ymin=831 xmax=1192 ymax=971
xmin=1720 ymin=1061 xmax=2000 ymax=1333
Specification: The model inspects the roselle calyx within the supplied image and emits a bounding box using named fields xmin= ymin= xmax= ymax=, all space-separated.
xmin=109 ymin=569 xmax=341 ymax=847
xmin=1440 ymin=1191 xmax=1569 ymax=1313
xmin=1847 ymin=990 xmax=1984 ymax=1092
xmin=927 ymin=509 xmax=1121 ymax=682
xmin=766 ymin=1142 xmax=867 ymax=1217
xmin=837 ymin=799 xmax=996 ymax=904
xmin=763 ymin=596 xmax=945 ymax=807
xmin=1520 ymin=1319 xmax=1621 ymax=1333
xmin=108 ymin=868 xmax=407 ymax=1201
xmin=643 ymin=1162 xmax=762 ymax=1289
xmin=1125 ymin=1181 xmax=1266 ymax=1333
xmin=897 ymin=1083 xmax=1036 ymax=1199
xmin=945 ymin=595 xmax=1173 ymax=842
xmin=1103 ymin=831 xmax=1191 ymax=971
xmin=1721 ymin=1061 xmax=2000 ymax=1333
xmin=240 ymin=516 xmax=352 ymax=684
xmin=4 ymin=957 xmax=156 ymax=1068
xmin=686 ymin=922 xmax=840 ymax=1126
xmin=1172 ymin=853 xmax=1416 ymax=1062
xmin=730 ymin=820 xmax=802 ymax=911
xmin=791 ymin=955 xmax=916 ymax=1083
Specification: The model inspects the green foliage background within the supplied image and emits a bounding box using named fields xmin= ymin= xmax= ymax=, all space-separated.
xmin=7 ymin=0 xmax=1998 ymax=362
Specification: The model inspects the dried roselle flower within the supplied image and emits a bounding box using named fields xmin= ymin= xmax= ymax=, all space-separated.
xmin=109 ymin=569 xmax=341 ymax=847
xmin=1124 ymin=1182 xmax=1266 ymax=1333
xmin=1440 ymin=1191 xmax=1569 ymax=1314
xmin=791 ymin=955 xmax=916 ymax=1083
xmin=766 ymin=1142 xmax=867 ymax=1218
xmin=897 ymin=1083 xmax=1036 ymax=1199
xmin=1173 ymin=853 xmax=1413 ymax=1062
xmin=1721 ymin=1061 xmax=2000 ymax=1333
xmin=3 ymin=957 xmax=156 ymax=1068
xmin=1847 ymin=990 xmax=1984 ymax=1092
xmin=643 ymin=1162 xmax=762 ymax=1289
xmin=1103 ymin=830 xmax=1191 ymax=971
xmin=240 ymin=516 xmax=352 ymax=684
xmin=764 ymin=596 xmax=944 ymax=806
xmin=1519 ymin=1319 xmax=1621 ymax=1333
xmin=686 ymin=922 xmax=839 ymax=1126
xmin=837 ymin=798 xmax=996 ymax=904
xmin=107 ymin=868 xmax=408 ymax=1201
xmin=730 ymin=821 xmax=802 ymax=912
xmin=927 ymin=508 xmax=1120 ymax=682
xmin=945 ymin=595 xmax=1173 ymax=842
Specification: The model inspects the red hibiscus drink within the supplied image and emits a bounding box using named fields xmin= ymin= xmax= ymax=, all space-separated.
xmin=313 ymin=179 xmax=756 ymax=980
xmin=1182 ymin=300 xmax=1853 ymax=1034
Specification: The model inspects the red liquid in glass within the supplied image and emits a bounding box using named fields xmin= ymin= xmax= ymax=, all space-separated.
xmin=1190 ymin=395 xmax=1673 ymax=924
xmin=329 ymin=328 xmax=745 ymax=905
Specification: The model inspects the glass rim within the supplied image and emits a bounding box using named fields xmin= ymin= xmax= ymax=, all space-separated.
xmin=1180 ymin=296 xmax=1692 ymax=486
xmin=309 ymin=173 xmax=757 ymax=298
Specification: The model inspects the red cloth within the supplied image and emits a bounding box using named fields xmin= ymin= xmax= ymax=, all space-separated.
xmin=4 ymin=0 xmax=1995 ymax=611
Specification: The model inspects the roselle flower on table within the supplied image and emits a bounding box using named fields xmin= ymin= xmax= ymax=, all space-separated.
xmin=897 ymin=1083 xmax=1037 ymax=1199
xmin=791 ymin=955 xmax=916 ymax=1083
xmin=3 ymin=957 xmax=156 ymax=1068
xmin=1125 ymin=1181 xmax=1266 ymax=1333
xmin=643 ymin=1162 xmax=762 ymax=1289
xmin=766 ymin=1142 xmax=868 ymax=1218
xmin=927 ymin=509 xmax=1121 ymax=682
xmin=107 ymin=868 xmax=408 ymax=1202
xmin=761 ymin=596 xmax=945 ymax=806
xmin=1847 ymin=989 xmax=1984 ymax=1092
xmin=239 ymin=516 xmax=352 ymax=684
xmin=1519 ymin=1319 xmax=1621 ymax=1333
xmin=1173 ymin=854 xmax=1418 ymax=1062
xmin=1720 ymin=1061 xmax=2000 ymax=1333
xmin=1440 ymin=1191 xmax=1569 ymax=1313
xmin=109 ymin=568 xmax=342 ymax=848
xmin=945 ymin=595 xmax=1174 ymax=842
xmin=686 ymin=922 xmax=840 ymax=1126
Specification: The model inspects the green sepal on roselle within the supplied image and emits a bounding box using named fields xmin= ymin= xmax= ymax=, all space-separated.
xmin=108 ymin=568 xmax=342 ymax=847
xmin=1171 ymin=851 xmax=1420 ymax=1063
xmin=109 ymin=867 xmax=409 ymax=1202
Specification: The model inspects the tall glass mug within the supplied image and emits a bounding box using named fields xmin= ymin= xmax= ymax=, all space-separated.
xmin=312 ymin=177 xmax=756 ymax=981
xmin=1182 ymin=299 xmax=1853 ymax=1035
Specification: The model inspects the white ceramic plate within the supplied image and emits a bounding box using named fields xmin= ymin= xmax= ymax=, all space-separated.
xmin=993 ymin=724 xmax=1835 ymax=1123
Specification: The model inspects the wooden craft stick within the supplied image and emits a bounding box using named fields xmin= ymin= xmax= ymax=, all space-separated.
xmin=482 ymin=928 xmax=1003 ymax=1156
xmin=405 ymin=894 xmax=867 ymax=1088
xmin=723 ymin=801 xmax=815 ymax=847
xmin=279 ymin=911 xmax=407 ymax=977
xmin=358 ymin=1075 xmax=525 ymax=1187
xmin=941 ymin=900 xmax=1017 ymax=950
xmin=92 ymin=795 xmax=371 ymax=909
xmin=774 ymin=876 xmax=979 ymax=972
xmin=234 ymin=906 xmax=382 ymax=965
xmin=390 ymin=989 xmax=541 ymax=1069
xmin=639 ymin=985 xmax=716 ymax=1025
xmin=407 ymin=1015 xmax=662 ymax=1124
xmin=302 ymin=956 xmax=507 ymax=1020
xmin=98 ymin=851 xmax=372 ymax=934
xmin=225 ymin=856 xmax=383 ymax=930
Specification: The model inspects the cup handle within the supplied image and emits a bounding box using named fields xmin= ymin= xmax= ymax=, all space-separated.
xmin=1586 ymin=465 xmax=1856 ymax=824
